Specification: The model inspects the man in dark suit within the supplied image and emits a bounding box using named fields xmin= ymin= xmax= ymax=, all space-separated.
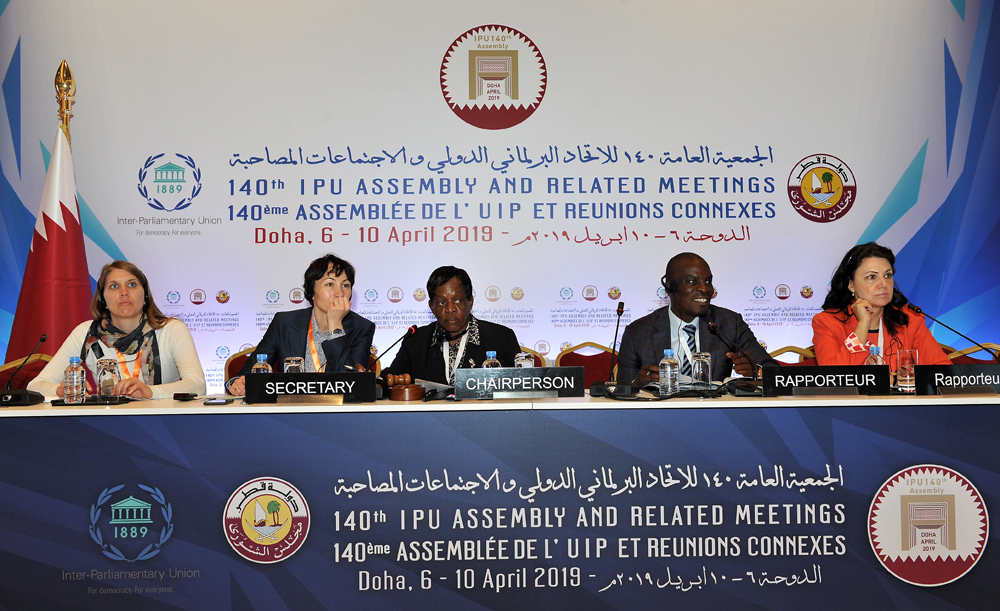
xmin=385 ymin=266 xmax=521 ymax=385
xmin=617 ymin=252 xmax=775 ymax=386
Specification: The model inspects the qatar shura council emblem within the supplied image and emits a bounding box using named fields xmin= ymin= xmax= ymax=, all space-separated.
xmin=224 ymin=477 xmax=310 ymax=564
xmin=869 ymin=465 xmax=987 ymax=586
xmin=441 ymin=25 xmax=547 ymax=130
xmin=787 ymin=154 xmax=857 ymax=222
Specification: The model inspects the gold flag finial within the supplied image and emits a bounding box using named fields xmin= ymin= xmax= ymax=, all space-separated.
xmin=55 ymin=60 xmax=75 ymax=149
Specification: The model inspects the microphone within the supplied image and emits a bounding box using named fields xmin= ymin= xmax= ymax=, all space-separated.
xmin=708 ymin=322 xmax=759 ymax=382
xmin=369 ymin=325 xmax=418 ymax=372
xmin=591 ymin=302 xmax=636 ymax=397
xmin=2 ymin=334 xmax=48 ymax=407
xmin=907 ymin=304 xmax=1000 ymax=363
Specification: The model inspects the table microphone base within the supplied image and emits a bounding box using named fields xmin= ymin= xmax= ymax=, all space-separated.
xmin=1 ymin=389 xmax=45 ymax=407
xmin=590 ymin=381 xmax=637 ymax=397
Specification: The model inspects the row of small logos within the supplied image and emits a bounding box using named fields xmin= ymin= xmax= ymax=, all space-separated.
xmin=167 ymin=284 xmax=816 ymax=306
xmin=214 ymin=340 xmax=599 ymax=361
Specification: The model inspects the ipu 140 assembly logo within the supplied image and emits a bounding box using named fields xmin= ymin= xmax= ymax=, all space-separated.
xmin=89 ymin=484 xmax=174 ymax=562
xmin=138 ymin=153 xmax=203 ymax=212
xmin=441 ymin=25 xmax=547 ymax=130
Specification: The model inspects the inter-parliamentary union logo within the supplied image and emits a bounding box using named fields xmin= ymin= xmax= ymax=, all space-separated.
xmin=787 ymin=154 xmax=857 ymax=223
xmin=869 ymin=465 xmax=987 ymax=586
xmin=137 ymin=153 xmax=203 ymax=212
xmin=224 ymin=477 xmax=310 ymax=564
xmin=440 ymin=25 xmax=547 ymax=130
xmin=89 ymin=484 xmax=174 ymax=562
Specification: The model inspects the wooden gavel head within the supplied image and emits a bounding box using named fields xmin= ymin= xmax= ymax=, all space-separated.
xmin=384 ymin=373 xmax=412 ymax=387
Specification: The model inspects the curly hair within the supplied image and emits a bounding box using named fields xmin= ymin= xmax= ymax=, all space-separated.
xmin=426 ymin=266 xmax=473 ymax=302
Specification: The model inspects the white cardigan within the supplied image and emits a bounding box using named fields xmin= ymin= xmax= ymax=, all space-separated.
xmin=27 ymin=319 xmax=206 ymax=399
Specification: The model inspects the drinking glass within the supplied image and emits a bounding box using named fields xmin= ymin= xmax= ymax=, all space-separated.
xmin=514 ymin=352 xmax=535 ymax=368
xmin=691 ymin=352 xmax=712 ymax=389
xmin=284 ymin=357 xmax=304 ymax=373
xmin=95 ymin=358 xmax=121 ymax=395
xmin=897 ymin=349 xmax=918 ymax=393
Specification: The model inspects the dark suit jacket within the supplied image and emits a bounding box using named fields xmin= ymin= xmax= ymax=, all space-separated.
xmin=385 ymin=317 xmax=521 ymax=385
xmin=238 ymin=307 xmax=375 ymax=376
xmin=617 ymin=305 xmax=775 ymax=383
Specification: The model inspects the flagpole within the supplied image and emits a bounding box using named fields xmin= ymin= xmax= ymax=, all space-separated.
xmin=55 ymin=60 xmax=74 ymax=149
xmin=4 ymin=61 xmax=91 ymax=363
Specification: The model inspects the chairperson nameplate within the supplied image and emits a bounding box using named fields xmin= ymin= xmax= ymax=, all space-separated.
xmin=455 ymin=367 xmax=586 ymax=400
xmin=245 ymin=372 xmax=377 ymax=404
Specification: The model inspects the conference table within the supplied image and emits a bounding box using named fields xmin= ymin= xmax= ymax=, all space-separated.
xmin=1 ymin=392 xmax=996 ymax=610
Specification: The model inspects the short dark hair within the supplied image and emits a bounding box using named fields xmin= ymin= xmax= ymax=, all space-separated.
xmin=822 ymin=242 xmax=909 ymax=335
xmin=661 ymin=252 xmax=707 ymax=292
xmin=303 ymin=254 xmax=356 ymax=304
xmin=426 ymin=266 xmax=473 ymax=301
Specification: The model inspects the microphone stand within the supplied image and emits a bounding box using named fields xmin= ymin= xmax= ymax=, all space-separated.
xmin=2 ymin=334 xmax=48 ymax=407
xmin=908 ymin=304 xmax=1000 ymax=363
xmin=708 ymin=322 xmax=762 ymax=391
xmin=591 ymin=302 xmax=636 ymax=396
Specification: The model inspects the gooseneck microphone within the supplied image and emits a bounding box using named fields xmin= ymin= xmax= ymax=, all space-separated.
xmin=2 ymin=334 xmax=47 ymax=406
xmin=369 ymin=325 xmax=419 ymax=372
xmin=907 ymin=304 xmax=1000 ymax=363
xmin=591 ymin=302 xmax=636 ymax=397
xmin=708 ymin=322 xmax=758 ymax=381
xmin=607 ymin=302 xmax=625 ymax=382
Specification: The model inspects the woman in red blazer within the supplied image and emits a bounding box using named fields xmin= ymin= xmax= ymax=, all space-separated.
xmin=812 ymin=242 xmax=950 ymax=370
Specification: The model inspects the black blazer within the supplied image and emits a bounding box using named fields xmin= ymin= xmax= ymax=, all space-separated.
xmin=385 ymin=317 xmax=521 ymax=385
xmin=238 ymin=307 xmax=375 ymax=376
xmin=617 ymin=305 xmax=775 ymax=383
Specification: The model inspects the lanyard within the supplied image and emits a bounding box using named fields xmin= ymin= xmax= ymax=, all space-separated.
xmin=442 ymin=331 xmax=470 ymax=384
xmin=114 ymin=348 xmax=143 ymax=380
xmin=307 ymin=316 xmax=326 ymax=372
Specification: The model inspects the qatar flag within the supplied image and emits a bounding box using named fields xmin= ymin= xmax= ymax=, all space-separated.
xmin=5 ymin=128 xmax=91 ymax=361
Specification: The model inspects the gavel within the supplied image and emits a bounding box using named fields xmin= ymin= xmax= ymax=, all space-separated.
xmin=384 ymin=373 xmax=425 ymax=401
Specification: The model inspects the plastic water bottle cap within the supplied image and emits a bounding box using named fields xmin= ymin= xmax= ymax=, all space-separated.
xmin=486 ymin=351 xmax=496 ymax=358
xmin=69 ymin=356 xmax=81 ymax=364
xmin=257 ymin=354 xmax=268 ymax=362
xmin=664 ymin=349 xmax=674 ymax=357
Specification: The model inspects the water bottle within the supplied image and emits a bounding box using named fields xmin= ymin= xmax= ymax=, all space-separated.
xmin=251 ymin=354 xmax=273 ymax=374
xmin=658 ymin=349 xmax=679 ymax=395
xmin=482 ymin=350 xmax=502 ymax=368
xmin=865 ymin=346 xmax=883 ymax=366
xmin=64 ymin=356 xmax=87 ymax=404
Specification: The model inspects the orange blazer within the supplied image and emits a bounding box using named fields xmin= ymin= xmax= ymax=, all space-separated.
xmin=812 ymin=308 xmax=951 ymax=369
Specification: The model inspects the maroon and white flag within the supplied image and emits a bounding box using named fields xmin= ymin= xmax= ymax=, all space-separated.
xmin=6 ymin=128 xmax=91 ymax=361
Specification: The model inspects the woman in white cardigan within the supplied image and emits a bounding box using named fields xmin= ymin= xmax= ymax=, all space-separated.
xmin=28 ymin=260 xmax=205 ymax=399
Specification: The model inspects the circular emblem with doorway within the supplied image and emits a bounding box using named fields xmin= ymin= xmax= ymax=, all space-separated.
xmin=869 ymin=464 xmax=987 ymax=586
xmin=787 ymin=153 xmax=857 ymax=222
xmin=441 ymin=25 xmax=547 ymax=130
xmin=224 ymin=477 xmax=310 ymax=564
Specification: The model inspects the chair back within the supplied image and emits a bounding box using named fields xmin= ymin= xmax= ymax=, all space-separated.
xmin=518 ymin=346 xmax=546 ymax=367
xmin=555 ymin=342 xmax=614 ymax=389
xmin=0 ymin=354 xmax=52 ymax=390
xmin=225 ymin=347 xmax=256 ymax=380
xmin=768 ymin=345 xmax=817 ymax=367
xmin=947 ymin=343 xmax=1000 ymax=365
